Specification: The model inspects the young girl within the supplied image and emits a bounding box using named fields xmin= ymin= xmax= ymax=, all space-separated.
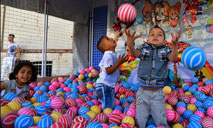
xmin=0 ymin=61 xmax=37 ymax=99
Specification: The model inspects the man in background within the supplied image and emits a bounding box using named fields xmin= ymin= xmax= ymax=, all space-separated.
xmin=1 ymin=34 xmax=22 ymax=80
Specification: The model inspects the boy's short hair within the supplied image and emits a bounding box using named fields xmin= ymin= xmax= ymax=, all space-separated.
xmin=150 ymin=25 xmax=166 ymax=39
xmin=9 ymin=34 xmax=15 ymax=37
xmin=97 ymin=36 xmax=106 ymax=53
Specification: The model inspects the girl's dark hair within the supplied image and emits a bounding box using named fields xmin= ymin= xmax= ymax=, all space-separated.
xmin=9 ymin=61 xmax=37 ymax=83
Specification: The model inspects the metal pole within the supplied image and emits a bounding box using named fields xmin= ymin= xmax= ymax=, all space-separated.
xmin=89 ymin=0 xmax=94 ymax=66
xmin=42 ymin=0 xmax=48 ymax=77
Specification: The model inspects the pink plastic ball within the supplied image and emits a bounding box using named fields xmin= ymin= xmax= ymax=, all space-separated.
xmin=52 ymin=82 xmax=60 ymax=88
xmin=176 ymin=106 xmax=186 ymax=115
xmin=37 ymin=82 xmax=43 ymax=86
xmin=79 ymin=69 xmax=86 ymax=74
xmin=112 ymin=109 xmax=122 ymax=115
xmin=190 ymin=98 xmax=197 ymax=104
xmin=194 ymin=111 xmax=205 ymax=118
xmin=198 ymin=87 xmax=203 ymax=91
xmin=69 ymin=107 xmax=78 ymax=114
xmin=178 ymin=88 xmax=184 ymax=93
xmin=207 ymin=106 xmax=213 ymax=117
xmin=58 ymin=78 xmax=65 ymax=83
xmin=50 ymin=97 xmax=63 ymax=109
xmin=101 ymin=123 xmax=109 ymax=128
xmin=29 ymin=83 xmax=37 ymax=89
xmin=115 ymin=98 xmax=120 ymax=105
xmin=60 ymin=84 xmax=66 ymax=89
xmin=49 ymin=85 xmax=57 ymax=91
xmin=70 ymin=74 xmax=76 ymax=80
xmin=91 ymin=99 xmax=99 ymax=106
xmin=126 ymin=107 xmax=136 ymax=118
xmin=99 ymin=104 xmax=102 ymax=110
xmin=120 ymin=113 xmax=126 ymax=119
xmin=166 ymin=109 xmax=175 ymax=121
xmin=114 ymin=86 xmax=119 ymax=94
xmin=118 ymin=3 xmax=136 ymax=23
xmin=89 ymin=66 xmax=94 ymax=71
xmin=64 ymin=87 xmax=71 ymax=92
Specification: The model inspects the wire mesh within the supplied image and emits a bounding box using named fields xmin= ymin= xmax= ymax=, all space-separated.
xmin=1 ymin=5 xmax=74 ymax=80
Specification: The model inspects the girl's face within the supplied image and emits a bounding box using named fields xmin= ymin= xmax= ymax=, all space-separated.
xmin=16 ymin=66 xmax=32 ymax=85
xmin=147 ymin=28 xmax=166 ymax=47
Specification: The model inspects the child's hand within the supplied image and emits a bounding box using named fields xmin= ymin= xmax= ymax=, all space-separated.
xmin=117 ymin=54 xmax=128 ymax=65
xmin=121 ymin=70 xmax=131 ymax=78
xmin=124 ymin=29 xmax=141 ymax=46
xmin=0 ymin=82 xmax=6 ymax=90
xmin=171 ymin=30 xmax=181 ymax=45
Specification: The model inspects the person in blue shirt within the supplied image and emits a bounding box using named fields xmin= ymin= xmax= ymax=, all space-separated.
xmin=96 ymin=36 xmax=130 ymax=110
xmin=125 ymin=25 xmax=180 ymax=128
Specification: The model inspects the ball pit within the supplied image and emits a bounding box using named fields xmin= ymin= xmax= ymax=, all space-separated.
xmin=1 ymin=67 xmax=213 ymax=128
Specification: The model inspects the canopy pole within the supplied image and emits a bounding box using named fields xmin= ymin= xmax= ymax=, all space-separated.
xmin=42 ymin=0 xmax=48 ymax=77
xmin=89 ymin=0 xmax=94 ymax=67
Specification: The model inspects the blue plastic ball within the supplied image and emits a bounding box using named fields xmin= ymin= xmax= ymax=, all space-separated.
xmin=14 ymin=115 xmax=34 ymax=128
xmin=181 ymin=46 xmax=206 ymax=70
xmin=3 ymin=92 xmax=17 ymax=101
xmin=190 ymin=114 xmax=201 ymax=122
xmin=78 ymin=106 xmax=90 ymax=115
xmin=188 ymin=121 xmax=202 ymax=128
xmin=22 ymin=102 xmax=34 ymax=108
xmin=86 ymin=122 xmax=102 ymax=128
xmin=183 ymin=110 xmax=193 ymax=119
xmin=35 ymin=105 xmax=47 ymax=116
xmin=37 ymin=117 xmax=54 ymax=128
xmin=191 ymin=77 xmax=199 ymax=84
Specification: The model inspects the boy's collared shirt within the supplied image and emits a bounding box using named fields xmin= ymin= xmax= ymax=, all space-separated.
xmin=136 ymin=42 xmax=171 ymax=82
xmin=96 ymin=51 xmax=120 ymax=88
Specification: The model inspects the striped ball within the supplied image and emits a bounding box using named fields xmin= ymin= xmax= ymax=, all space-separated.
xmin=50 ymin=122 xmax=66 ymax=128
xmin=172 ymin=112 xmax=180 ymax=123
xmin=0 ymin=98 xmax=9 ymax=107
xmin=33 ymin=116 xmax=42 ymax=126
xmin=101 ymin=123 xmax=109 ymax=128
xmin=86 ymin=121 xmax=102 ymax=128
xmin=194 ymin=111 xmax=205 ymax=118
xmin=126 ymin=107 xmax=136 ymax=118
xmin=183 ymin=110 xmax=193 ymax=119
xmin=188 ymin=121 xmax=202 ymax=128
xmin=73 ymin=116 xmax=87 ymax=125
xmin=172 ymin=123 xmax=183 ymax=128
xmin=33 ymin=102 xmax=42 ymax=107
xmin=78 ymin=106 xmax=90 ymax=115
xmin=166 ymin=109 xmax=175 ymax=121
xmin=120 ymin=123 xmax=135 ymax=128
xmin=65 ymin=108 xmax=77 ymax=119
xmin=56 ymin=116 xmax=72 ymax=128
xmin=181 ymin=120 xmax=189 ymax=128
xmin=119 ymin=87 xmax=127 ymax=94
xmin=207 ymin=106 xmax=213 ymax=117
xmin=201 ymin=87 xmax=210 ymax=94
xmin=4 ymin=92 xmax=17 ymax=101
xmin=181 ymin=46 xmax=206 ymax=70
xmin=51 ymin=112 xmax=62 ymax=121
xmin=86 ymin=111 xmax=97 ymax=119
xmin=125 ymin=90 xmax=134 ymax=97
xmin=118 ymin=3 xmax=136 ymax=23
xmin=103 ymin=108 xmax=113 ymax=115
xmin=18 ymin=107 xmax=36 ymax=117
xmin=65 ymin=98 xmax=77 ymax=107
xmin=96 ymin=113 xmax=108 ymax=123
xmin=1 ymin=112 xmax=18 ymax=127
xmin=35 ymin=105 xmax=47 ymax=116
xmin=181 ymin=96 xmax=190 ymax=104
xmin=12 ymin=97 xmax=25 ymax=104
xmin=177 ymin=106 xmax=186 ymax=115
xmin=37 ymin=117 xmax=54 ymax=128
xmin=190 ymin=114 xmax=201 ymax=122
xmin=50 ymin=97 xmax=63 ymax=109
xmin=187 ymin=104 xmax=197 ymax=112
xmin=7 ymin=101 xmax=21 ymax=111
xmin=14 ymin=115 xmax=34 ymax=128
xmin=52 ymin=108 xmax=66 ymax=114
xmin=81 ymin=114 xmax=91 ymax=121
xmin=201 ymin=116 xmax=213 ymax=128
xmin=122 ymin=116 xmax=135 ymax=126
xmin=203 ymin=100 xmax=213 ymax=109
xmin=71 ymin=122 xmax=85 ymax=128
xmin=163 ymin=86 xmax=172 ymax=94
xmin=165 ymin=104 xmax=173 ymax=109
xmin=109 ymin=114 xmax=122 ymax=125
xmin=1 ymin=106 xmax=13 ymax=118
xmin=90 ymin=105 xmax=101 ymax=114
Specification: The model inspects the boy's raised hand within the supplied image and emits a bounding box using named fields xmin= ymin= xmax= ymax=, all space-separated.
xmin=171 ymin=30 xmax=181 ymax=45
xmin=124 ymin=29 xmax=141 ymax=45
xmin=118 ymin=54 xmax=128 ymax=65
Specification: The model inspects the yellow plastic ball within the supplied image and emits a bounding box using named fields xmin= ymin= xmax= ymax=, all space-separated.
xmin=33 ymin=116 xmax=42 ymax=126
xmin=1 ymin=106 xmax=13 ymax=118
xmin=79 ymin=95 xmax=84 ymax=100
xmin=86 ymin=84 xmax=93 ymax=89
xmin=88 ymin=73 xmax=93 ymax=78
xmin=182 ymin=83 xmax=187 ymax=88
xmin=173 ymin=123 xmax=184 ymax=128
xmin=103 ymin=108 xmax=112 ymax=115
xmin=120 ymin=94 xmax=126 ymax=98
xmin=31 ymin=97 xmax=37 ymax=103
xmin=111 ymin=126 xmax=120 ymax=128
xmin=122 ymin=116 xmax=135 ymax=126
xmin=185 ymin=91 xmax=192 ymax=96
xmin=51 ymin=112 xmax=62 ymax=121
xmin=78 ymin=74 xmax=84 ymax=80
xmin=165 ymin=104 xmax=173 ymax=109
xmin=33 ymin=102 xmax=42 ymax=107
xmin=90 ymin=105 xmax=101 ymax=114
xmin=7 ymin=101 xmax=21 ymax=111
xmin=163 ymin=86 xmax=172 ymax=94
xmin=57 ymin=92 xmax=65 ymax=96
xmin=86 ymin=111 xmax=96 ymax=119
xmin=187 ymin=104 xmax=197 ymax=112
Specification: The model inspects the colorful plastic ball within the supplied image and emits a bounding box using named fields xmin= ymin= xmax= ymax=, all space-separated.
xmin=166 ymin=109 xmax=175 ymax=121
xmin=50 ymin=97 xmax=64 ymax=109
xmin=78 ymin=106 xmax=90 ymax=115
xmin=188 ymin=121 xmax=202 ymax=128
xmin=147 ymin=125 xmax=156 ymax=128
xmin=96 ymin=113 xmax=108 ymax=123
xmin=176 ymin=106 xmax=186 ymax=115
xmin=50 ymin=122 xmax=66 ymax=128
xmin=190 ymin=114 xmax=201 ymax=122
xmin=168 ymin=96 xmax=178 ymax=106
xmin=176 ymin=101 xmax=186 ymax=108
xmin=90 ymin=105 xmax=101 ymax=114
xmin=0 ymin=98 xmax=9 ymax=107
xmin=14 ymin=115 xmax=34 ymax=128
xmin=172 ymin=123 xmax=183 ymax=128
xmin=109 ymin=114 xmax=122 ymax=125
xmin=183 ymin=110 xmax=193 ymax=119
xmin=163 ymin=86 xmax=172 ymax=94
xmin=56 ymin=116 xmax=72 ymax=128
xmin=207 ymin=106 xmax=213 ymax=117
xmin=35 ymin=105 xmax=47 ymax=116
xmin=86 ymin=121 xmax=102 ymax=128
xmin=18 ymin=107 xmax=36 ymax=117
xmin=1 ymin=112 xmax=18 ymax=127
xmin=73 ymin=116 xmax=87 ymax=125
xmin=7 ymin=101 xmax=21 ymax=111
xmin=126 ymin=107 xmax=136 ymax=118
xmin=51 ymin=112 xmax=62 ymax=121
xmin=86 ymin=111 xmax=97 ymax=119
xmin=203 ymin=100 xmax=213 ymax=109
xmin=187 ymin=104 xmax=197 ymax=112
xmin=22 ymin=102 xmax=34 ymax=108
xmin=37 ymin=117 xmax=54 ymax=128
xmin=103 ymin=108 xmax=113 ymax=115
xmin=181 ymin=46 xmax=206 ymax=70
xmin=118 ymin=3 xmax=136 ymax=23
xmin=3 ymin=92 xmax=17 ymax=101
xmin=165 ymin=104 xmax=173 ymax=109
xmin=1 ymin=105 xmax=13 ymax=118
xmin=12 ymin=97 xmax=25 ymax=104
xmin=122 ymin=116 xmax=135 ymax=126
xmin=33 ymin=116 xmax=42 ymax=126
xmin=201 ymin=116 xmax=213 ymax=128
